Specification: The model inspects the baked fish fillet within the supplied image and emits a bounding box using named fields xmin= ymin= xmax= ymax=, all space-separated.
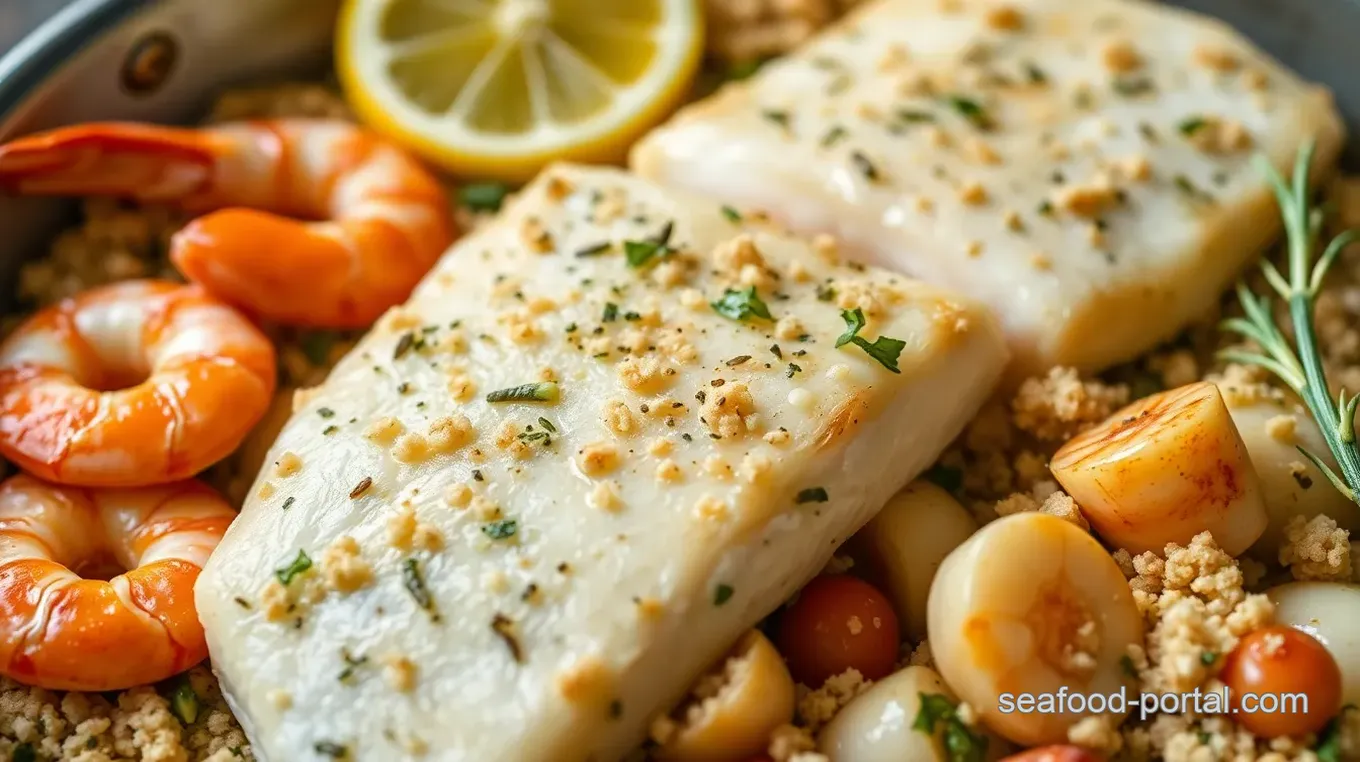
xmin=631 ymin=0 xmax=1343 ymax=377
xmin=195 ymin=165 xmax=1007 ymax=761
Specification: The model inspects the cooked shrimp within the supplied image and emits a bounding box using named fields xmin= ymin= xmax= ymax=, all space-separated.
xmin=0 ymin=280 xmax=276 ymax=487
xmin=0 ymin=474 xmax=236 ymax=690
xmin=0 ymin=119 xmax=456 ymax=327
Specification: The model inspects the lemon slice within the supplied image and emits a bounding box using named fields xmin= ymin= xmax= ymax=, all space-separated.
xmin=337 ymin=0 xmax=704 ymax=182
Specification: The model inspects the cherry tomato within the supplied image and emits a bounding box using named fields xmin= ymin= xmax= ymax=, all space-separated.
xmin=1219 ymin=625 xmax=1342 ymax=737
xmin=776 ymin=574 xmax=900 ymax=686
xmin=1000 ymin=746 xmax=1103 ymax=762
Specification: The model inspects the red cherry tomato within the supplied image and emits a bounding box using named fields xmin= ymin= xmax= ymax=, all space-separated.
xmin=776 ymin=574 xmax=900 ymax=686
xmin=1000 ymin=746 xmax=1103 ymax=762
xmin=1219 ymin=625 xmax=1342 ymax=737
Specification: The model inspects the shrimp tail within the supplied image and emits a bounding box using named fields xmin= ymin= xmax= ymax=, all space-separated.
xmin=0 ymin=122 xmax=217 ymax=202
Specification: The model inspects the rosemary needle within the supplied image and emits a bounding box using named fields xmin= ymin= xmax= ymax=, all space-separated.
xmin=1220 ymin=140 xmax=1360 ymax=503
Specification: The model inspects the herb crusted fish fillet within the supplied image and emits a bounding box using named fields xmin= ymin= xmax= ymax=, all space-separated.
xmin=194 ymin=165 xmax=1008 ymax=761
xmin=631 ymin=0 xmax=1344 ymax=377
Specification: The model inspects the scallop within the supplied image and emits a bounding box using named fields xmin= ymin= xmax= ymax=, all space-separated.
xmin=1221 ymin=392 xmax=1360 ymax=558
xmin=818 ymin=665 xmax=1007 ymax=762
xmin=1266 ymin=581 xmax=1360 ymax=705
xmin=857 ymin=480 xmax=978 ymax=640
xmin=653 ymin=630 xmax=795 ymax=762
xmin=1051 ymin=381 xmax=1267 ymax=556
xmin=928 ymin=512 xmax=1143 ymax=746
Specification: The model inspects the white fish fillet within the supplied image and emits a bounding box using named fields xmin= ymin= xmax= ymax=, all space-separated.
xmin=631 ymin=0 xmax=1344 ymax=377
xmin=195 ymin=165 xmax=1007 ymax=761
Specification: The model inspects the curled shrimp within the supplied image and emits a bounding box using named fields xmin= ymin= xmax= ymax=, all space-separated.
xmin=0 ymin=474 xmax=236 ymax=690
xmin=0 ymin=119 xmax=456 ymax=328
xmin=0 ymin=280 xmax=276 ymax=487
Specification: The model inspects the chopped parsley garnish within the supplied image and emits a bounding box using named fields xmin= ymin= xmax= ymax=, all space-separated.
xmin=170 ymin=681 xmax=200 ymax=724
xmin=770 ymin=344 xmax=783 ymax=359
xmin=913 ymin=693 xmax=990 ymax=762
xmin=538 ymin=417 xmax=557 ymax=433
xmin=1037 ymin=199 xmax=1055 ymax=216
xmin=602 ymin=302 xmax=619 ymax=322
xmin=1120 ymin=654 xmax=1138 ymax=678
xmin=459 ymin=182 xmax=510 ymax=212
xmin=850 ymin=150 xmax=881 ymax=182
xmin=300 ymin=331 xmax=334 ymax=366
xmin=1024 ymin=62 xmax=1047 ymax=84
xmin=726 ymin=355 xmax=752 ymax=367
xmin=713 ymin=584 xmax=735 ymax=606
xmin=796 ymin=487 xmax=829 ymax=503
xmin=403 ymin=558 xmax=439 ymax=621
xmin=1178 ymin=116 xmax=1207 ymax=136
xmin=323 ymin=424 xmax=339 ymax=436
xmin=338 ymin=650 xmax=369 ymax=683
xmin=574 ymin=241 xmax=612 ymax=258
xmin=821 ymin=125 xmax=848 ymax=148
xmin=275 ymin=549 xmax=312 ymax=586
xmin=313 ymin=740 xmax=350 ymax=759
xmin=491 ymin=613 xmax=525 ymax=662
xmin=282 ymin=496 xmax=295 ymax=511
xmin=944 ymin=95 xmax=993 ymax=129
xmin=761 ymin=109 xmax=792 ymax=129
xmin=1316 ymin=706 xmax=1356 ymax=762
xmin=711 ymin=286 xmax=774 ymax=322
xmin=482 ymin=519 xmax=518 ymax=540
xmin=727 ymin=57 xmax=769 ymax=81
xmin=624 ymin=221 xmax=676 ymax=268
xmin=835 ymin=307 xmax=906 ymax=373
xmin=317 ymin=407 xmax=335 ymax=418
xmin=12 ymin=743 xmax=35 ymax=762
xmin=924 ymin=464 xmax=964 ymax=493
xmin=393 ymin=331 xmax=416 ymax=360
xmin=1112 ymin=76 xmax=1154 ymax=96
xmin=816 ymin=284 xmax=837 ymax=302
xmin=1173 ymin=174 xmax=1215 ymax=204
xmin=786 ymin=362 xmax=802 ymax=377
xmin=896 ymin=108 xmax=936 ymax=124
xmin=1200 ymin=650 xmax=1217 ymax=666
xmin=721 ymin=205 xmax=742 ymax=223
xmin=486 ymin=382 xmax=560 ymax=403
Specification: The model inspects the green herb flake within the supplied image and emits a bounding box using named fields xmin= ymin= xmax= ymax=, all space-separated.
xmin=317 ymin=407 xmax=335 ymax=419
xmin=624 ymin=221 xmax=676 ymax=268
xmin=897 ymin=109 xmax=936 ymax=124
xmin=1024 ymin=62 xmax=1047 ymax=84
xmin=170 ymin=680 xmax=200 ymax=724
xmin=1178 ymin=116 xmax=1207 ymax=136
xmin=944 ymin=95 xmax=993 ymax=129
xmin=574 ymin=241 xmax=612 ymax=258
xmin=727 ymin=57 xmax=769 ymax=81
xmin=460 ymin=182 xmax=510 ymax=212
xmin=482 ymin=518 xmax=519 ymax=540
xmin=602 ymin=302 xmax=619 ymax=322
xmin=300 ymin=331 xmax=334 ymax=366
xmin=1316 ymin=706 xmax=1356 ymax=762
xmin=275 ymin=549 xmax=312 ymax=586
xmin=314 ymin=740 xmax=350 ymax=759
xmin=538 ymin=417 xmax=557 ymax=433
xmin=721 ymin=205 xmax=742 ymax=223
xmin=337 ymin=650 xmax=369 ymax=683
xmin=913 ymin=693 xmax=989 ymax=762
xmin=711 ymin=286 xmax=774 ymax=322
xmin=786 ymin=362 xmax=802 ymax=378
xmin=1199 ymin=650 xmax=1217 ymax=666
xmin=403 ymin=557 xmax=440 ymax=621
xmin=13 ymin=743 xmax=36 ymax=762
xmin=924 ymin=464 xmax=964 ymax=493
xmin=761 ymin=109 xmax=792 ymax=129
xmin=796 ymin=487 xmax=829 ymax=504
xmin=1112 ymin=76 xmax=1154 ymax=96
xmin=821 ymin=125 xmax=848 ymax=148
xmin=850 ymin=150 xmax=881 ymax=182
xmin=323 ymin=425 xmax=339 ymax=436
xmin=835 ymin=307 xmax=905 ymax=373
xmin=393 ymin=331 xmax=416 ymax=360
xmin=1174 ymin=174 xmax=1215 ymax=204
xmin=713 ymin=584 xmax=735 ymax=606
xmin=282 ymin=496 xmax=295 ymax=511
xmin=486 ymin=382 xmax=560 ymax=403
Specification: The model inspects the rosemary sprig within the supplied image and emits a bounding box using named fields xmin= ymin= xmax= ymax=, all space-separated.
xmin=1220 ymin=140 xmax=1360 ymax=502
